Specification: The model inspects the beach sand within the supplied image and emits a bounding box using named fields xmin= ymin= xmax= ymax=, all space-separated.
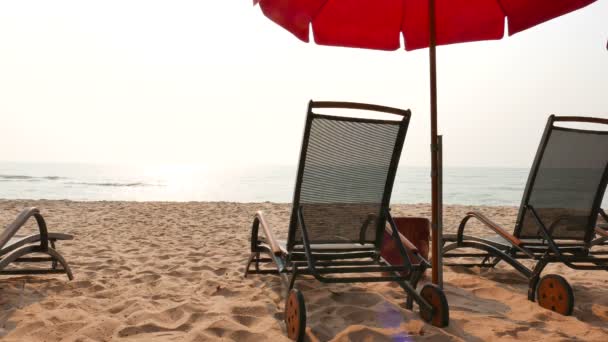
xmin=0 ymin=200 xmax=606 ymax=341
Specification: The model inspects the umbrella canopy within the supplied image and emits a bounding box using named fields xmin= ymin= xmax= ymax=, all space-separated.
xmin=254 ymin=0 xmax=596 ymax=51
xmin=253 ymin=0 xmax=597 ymax=286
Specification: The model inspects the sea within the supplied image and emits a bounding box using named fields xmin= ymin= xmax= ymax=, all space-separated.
xmin=0 ymin=162 xmax=605 ymax=207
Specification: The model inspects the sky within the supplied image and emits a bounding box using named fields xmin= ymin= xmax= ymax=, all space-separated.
xmin=0 ymin=1 xmax=606 ymax=168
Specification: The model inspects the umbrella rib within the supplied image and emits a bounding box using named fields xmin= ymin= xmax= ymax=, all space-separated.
xmin=496 ymin=0 xmax=509 ymax=18
xmin=308 ymin=0 xmax=332 ymax=40
xmin=495 ymin=0 xmax=510 ymax=38
xmin=399 ymin=0 xmax=406 ymax=50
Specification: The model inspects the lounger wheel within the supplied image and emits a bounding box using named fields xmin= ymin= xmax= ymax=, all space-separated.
xmin=285 ymin=289 xmax=306 ymax=342
xmin=536 ymin=274 xmax=574 ymax=315
xmin=419 ymin=284 xmax=449 ymax=327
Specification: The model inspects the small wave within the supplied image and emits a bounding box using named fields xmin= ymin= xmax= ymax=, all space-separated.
xmin=0 ymin=174 xmax=67 ymax=181
xmin=0 ymin=174 xmax=34 ymax=180
xmin=67 ymin=182 xmax=160 ymax=187
xmin=43 ymin=176 xmax=66 ymax=180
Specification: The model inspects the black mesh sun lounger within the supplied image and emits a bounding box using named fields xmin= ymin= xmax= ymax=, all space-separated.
xmin=0 ymin=207 xmax=73 ymax=279
xmin=245 ymin=100 xmax=449 ymax=341
xmin=443 ymin=115 xmax=608 ymax=316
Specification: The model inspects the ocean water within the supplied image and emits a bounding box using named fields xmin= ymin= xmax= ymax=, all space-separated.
xmin=0 ymin=162 xmax=604 ymax=207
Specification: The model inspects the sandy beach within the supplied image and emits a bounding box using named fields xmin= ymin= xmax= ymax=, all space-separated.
xmin=0 ymin=199 xmax=607 ymax=341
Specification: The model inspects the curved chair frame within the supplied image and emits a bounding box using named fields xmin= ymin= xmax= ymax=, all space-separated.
xmin=0 ymin=207 xmax=73 ymax=280
xmin=443 ymin=115 xmax=608 ymax=302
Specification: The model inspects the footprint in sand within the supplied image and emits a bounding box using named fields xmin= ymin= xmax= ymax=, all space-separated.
xmin=228 ymin=330 xmax=269 ymax=342
xmin=231 ymin=304 xmax=268 ymax=316
xmin=131 ymin=273 xmax=162 ymax=284
xmin=204 ymin=318 xmax=247 ymax=338
xmin=118 ymin=322 xmax=192 ymax=337
xmin=231 ymin=315 xmax=263 ymax=328
xmin=496 ymin=325 xmax=530 ymax=338
xmin=328 ymin=291 xmax=384 ymax=307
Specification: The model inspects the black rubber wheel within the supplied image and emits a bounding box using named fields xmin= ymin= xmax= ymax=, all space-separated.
xmin=285 ymin=289 xmax=306 ymax=341
xmin=536 ymin=274 xmax=574 ymax=315
xmin=419 ymin=284 xmax=449 ymax=327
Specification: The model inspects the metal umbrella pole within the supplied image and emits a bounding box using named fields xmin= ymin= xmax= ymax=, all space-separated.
xmin=428 ymin=0 xmax=443 ymax=287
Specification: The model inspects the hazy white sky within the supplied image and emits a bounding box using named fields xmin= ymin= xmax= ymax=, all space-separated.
xmin=0 ymin=1 xmax=606 ymax=168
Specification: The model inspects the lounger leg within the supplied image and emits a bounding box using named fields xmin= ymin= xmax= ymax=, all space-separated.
xmin=254 ymin=252 xmax=261 ymax=272
xmin=405 ymin=289 xmax=414 ymax=310
xmin=528 ymin=277 xmax=539 ymax=301
xmin=50 ymin=240 xmax=58 ymax=270
xmin=405 ymin=268 xmax=424 ymax=310
xmin=528 ymin=257 xmax=549 ymax=301
xmin=244 ymin=253 xmax=255 ymax=277
xmin=0 ymin=245 xmax=73 ymax=280
xmin=46 ymin=247 xmax=74 ymax=280
xmin=378 ymin=264 xmax=432 ymax=313
xmin=404 ymin=280 xmax=416 ymax=309
xmin=288 ymin=265 xmax=300 ymax=291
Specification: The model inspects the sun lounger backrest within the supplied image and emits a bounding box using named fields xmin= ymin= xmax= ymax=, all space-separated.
xmin=515 ymin=116 xmax=608 ymax=242
xmin=286 ymin=101 xmax=410 ymax=251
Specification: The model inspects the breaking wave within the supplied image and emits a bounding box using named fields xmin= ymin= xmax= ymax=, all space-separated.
xmin=0 ymin=174 xmax=67 ymax=181
xmin=66 ymin=182 xmax=160 ymax=187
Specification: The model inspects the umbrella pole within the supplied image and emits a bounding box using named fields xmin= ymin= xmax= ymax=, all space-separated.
xmin=429 ymin=0 xmax=442 ymax=287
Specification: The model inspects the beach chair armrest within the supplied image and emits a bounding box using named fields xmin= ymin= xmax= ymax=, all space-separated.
xmin=457 ymin=211 xmax=522 ymax=247
xmin=251 ymin=211 xmax=285 ymax=256
xmin=1 ymin=207 xmax=49 ymax=251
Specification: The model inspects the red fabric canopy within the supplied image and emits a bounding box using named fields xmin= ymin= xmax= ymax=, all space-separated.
xmin=254 ymin=0 xmax=596 ymax=51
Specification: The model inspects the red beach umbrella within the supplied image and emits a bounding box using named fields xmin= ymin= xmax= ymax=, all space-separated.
xmin=253 ymin=0 xmax=597 ymax=286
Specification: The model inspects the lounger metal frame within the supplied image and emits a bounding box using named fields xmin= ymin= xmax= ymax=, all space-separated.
xmin=1 ymin=207 xmax=73 ymax=280
xmin=245 ymin=101 xmax=435 ymax=314
xmin=443 ymin=115 xmax=608 ymax=301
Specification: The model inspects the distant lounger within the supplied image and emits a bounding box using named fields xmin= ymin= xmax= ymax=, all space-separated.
xmin=443 ymin=115 xmax=608 ymax=316
xmin=1 ymin=207 xmax=73 ymax=279
xmin=245 ymin=101 xmax=449 ymax=341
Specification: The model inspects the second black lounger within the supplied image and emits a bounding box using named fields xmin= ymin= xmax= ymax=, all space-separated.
xmin=443 ymin=115 xmax=608 ymax=316
xmin=0 ymin=207 xmax=73 ymax=279
xmin=245 ymin=100 xmax=449 ymax=341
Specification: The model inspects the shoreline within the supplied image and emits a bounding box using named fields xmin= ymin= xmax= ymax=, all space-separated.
xmin=0 ymin=198 xmax=520 ymax=208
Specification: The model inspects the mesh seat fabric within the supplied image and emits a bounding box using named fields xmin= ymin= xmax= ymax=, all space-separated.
xmin=288 ymin=109 xmax=408 ymax=248
xmin=517 ymin=127 xmax=608 ymax=241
